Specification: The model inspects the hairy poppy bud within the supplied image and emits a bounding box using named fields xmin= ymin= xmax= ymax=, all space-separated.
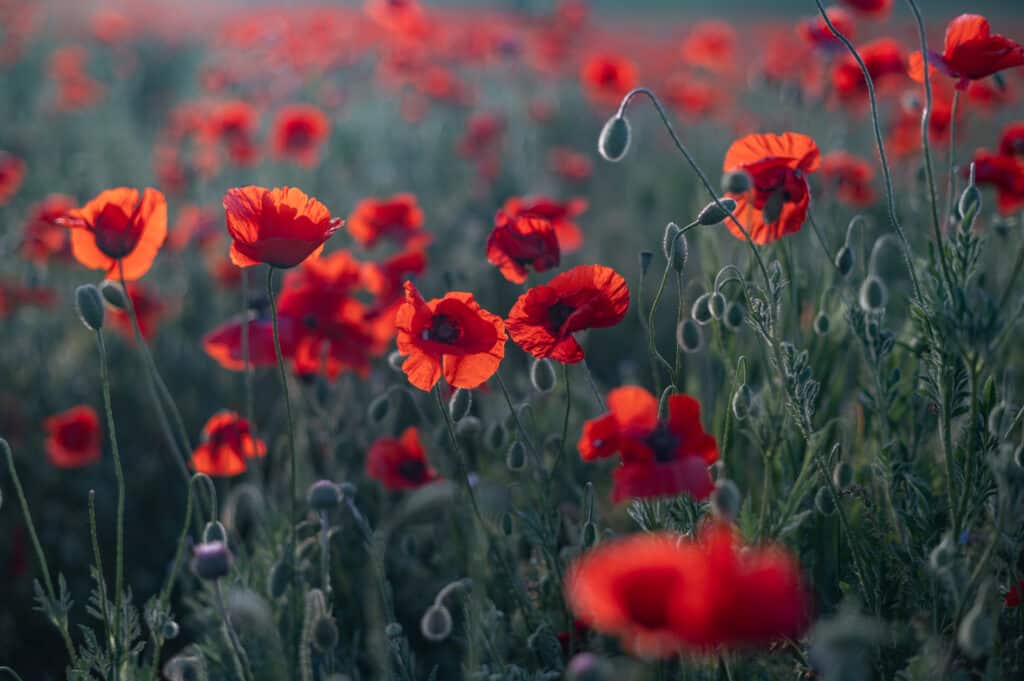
xmin=485 ymin=422 xmax=507 ymax=451
xmin=449 ymin=389 xmax=472 ymax=422
xmin=708 ymin=292 xmax=726 ymax=320
xmin=455 ymin=416 xmax=481 ymax=441
xmin=639 ymin=251 xmax=654 ymax=276
xmin=581 ymin=521 xmax=599 ymax=549
xmin=75 ymin=284 xmax=105 ymax=331
xmin=721 ymin=170 xmax=751 ymax=194
xmin=203 ymin=521 xmax=227 ymax=544
xmin=268 ymin=560 xmax=291 ymax=598
xmin=711 ymin=479 xmax=741 ymax=521
xmin=162 ymin=620 xmax=180 ymax=640
xmin=99 ymin=280 xmax=128 ymax=310
xmin=814 ymin=486 xmax=836 ymax=516
xmin=385 ymin=622 xmax=403 ymax=639
xmin=367 ymin=394 xmax=390 ymax=425
xmin=677 ymin=318 xmax=703 ymax=353
xmin=190 ymin=541 xmax=233 ymax=580
xmin=958 ymin=177 xmax=982 ymax=229
xmin=697 ymin=198 xmax=737 ymax=226
xmin=691 ymin=293 xmax=713 ymax=325
xmin=731 ymin=384 xmax=752 ymax=420
xmin=833 ymin=461 xmax=854 ymax=490
xmin=312 ymin=615 xmax=339 ymax=652
xmin=835 ymin=245 xmax=854 ymax=276
xmin=506 ymin=441 xmax=527 ymax=472
xmin=530 ymin=358 xmax=557 ymax=393
xmin=421 ymin=604 xmax=453 ymax=642
xmin=308 ymin=480 xmax=341 ymax=511
xmin=598 ymin=115 xmax=631 ymax=162
xmin=814 ymin=312 xmax=831 ymax=336
xmin=723 ymin=302 xmax=745 ymax=330
xmin=662 ymin=223 xmax=680 ymax=260
xmin=859 ymin=276 xmax=887 ymax=311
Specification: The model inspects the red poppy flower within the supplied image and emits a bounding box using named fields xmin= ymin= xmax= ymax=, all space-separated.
xmin=832 ymin=38 xmax=907 ymax=102
xmin=60 ymin=187 xmax=167 ymax=281
xmin=362 ymin=249 xmax=428 ymax=303
xmin=272 ymin=104 xmax=330 ymax=167
xmin=395 ymin=282 xmax=506 ymax=391
xmin=458 ymin=112 xmax=505 ymax=159
xmin=909 ymin=15 xmax=1024 ymax=91
xmin=722 ymin=132 xmax=820 ymax=245
xmin=506 ymin=265 xmax=628 ymax=363
xmin=190 ymin=411 xmax=266 ymax=478
xmin=820 ymin=151 xmax=876 ymax=207
xmin=206 ymin=99 xmax=259 ymax=166
xmin=44 ymin=405 xmax=101 ymax=469
xmin=347 ymin=194 xmax=429 ymax=249
xmin=681 ymin=21 xmax=737 ymax=75
xmin=888 ymin=87 xmax=958 ymax=157
xmin=578 ymin=386 xmax=718 ymax=503
xmin=0 ymin=151 xmax=25 ymax=205
xmin=486 ymin=212 xmax=560 ymax=284
xmin=581 ymin=55 xmax=637 ymax=105
xmin=967 ymin=149 xmax=1024 ymax=215
xmin=366 ymin=427 xmax=439 ymax=490
xmin=662 ymin=74 xmax=722 ymax=119
xmin=549 ymin=148 xmax=593 ymax=183
xmin=223 ymin=185 xmax=343 ymax=268
xmin=999 ymin=122 xmax=1024 ymax=158
xmin=798 ymin=7 xmax=855 ymax=50
xmin=501 ymin=196 xmax=586 ymax=253
xmin=107 ymin=282 xmax=167 ymax=341
xmin=839 ymin=0 xmax=890 ymax=18
xmin=20 ymin=194 xmax=76 ymax=263
xmin=203 ymin=314 xmax=294 ymax=371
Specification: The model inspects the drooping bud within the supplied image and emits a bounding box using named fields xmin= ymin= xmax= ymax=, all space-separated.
xmin=835 ymin=245 xmax=854 ymax=277
xmin=723 ymin=302 xmax=745 ymax=330
xmin=99 ymin=280 xmax=128 ymax=310
xmin=833 ymin=461 xmax=854 ymax=490
xmin=814 ymin=312 xmax=831 ymax=336
xmin=190 ymin=541 xmax=233 ymax=580
xmin=957 ymin=594 xmax=994 ymax=660
xmin=721 ymin=170 xmax=751 ymax=194
xmin=597 ymin=114 xmax=631 ymax=162
xmin=581 ymin=521 xmax=599 ymax=549
xmin=669 ymin=232 xmax=688 ymax=272
xmin=485 ymin=422 xmax=507 ymax=452
xmin=929 ymin=533 xmax=957 ymax=572
xmin=449 ymin=389 xmax=472 ymax=421
xmin=814 ymin=486 xmax=836 ymax=516
xmin=307 ymin=480 xmax=342 ymax=511
xmin=697 ymin=197 xmax=737 ymax=226
xmin=421 ymin=604 xmax=453 ymax=642
xmin=677 ymin=318 xmax=703 ymax=353
xmin=530 ymin=358 xmax=557 ymax=393
xmin=859 ymin=275 xmax=888 ymax=311
xmin=312 ymin=616 xmax=340 ymax=653
xmin=731 ymin=384 xmax=752 ymax=420
xmin=367 ymin=394 xmax=390 ymax=425
xmin=203 ymin=521 xmax=227 ymax=544
xmin=662 ymin=222 xmax=680 ymax=260
xmin=710 ymin=479 xmax=741 ymax=521
xmin=691 ymin=293 xmax=713 ymax=325
xmin=708 ymin=292 xmax=726 ymax=320
xmin=506 ymin=441 xmax=527 ymax=472
xmin=75 ymin=284 xmax=105 ymax=331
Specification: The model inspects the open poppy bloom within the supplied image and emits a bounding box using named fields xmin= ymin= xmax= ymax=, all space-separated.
xmin=0 ymin=151 xmax=25 ymax=204
xmin=366 ymin=427 xmax=439 ymax=490
xmin=722 ymin=132 xmax=820 ymax=245
xmin=60 ymin=187 xmax=167 ymax=280
xmin=831 ymin=38 xmax=906 ymax=102
xmin=820 ymin=151 xmax=876 ymax=207
xmin=347 ymin=194 xmax=429 ymax=249
xmin=506 ymin=264 xmax=628 ymax=363
xmin=578 ymin=386 xmax=718 ymax=503
xmin=223 ymin=185 xmax=343 ymax=268
xmin=580 ymin=54 xmax=637 ymax=105
xmin=501 ymin=196 xmax=587 ymax=253
xmin=203 ymin=314 xmax=293 ymax=371
xmin=205 ymin=99 xmax=259 ymax=166
xmin=798 ymin=6 xmax=855 ymax=51
xmin=967 ymin=149 xmax=1024 ymax=215
xmin=190 ymin=411 xmax=266 ymax=477
xmin=272 ymin=104 xmax=330 ymax=167
xmin=486 ymin=211 xmax=560 ymax=284
xmin=44 ymin=405 xmax=101 ymax=469
xmin=999 ymin=122 xmax=1024 ymax=158
xmin=107 ymin=282 xmax=167 ymax=341
xmin=395 ymin=281 xmax=506 ymax=391
xmin=20 ymin=194 xmax=76 ymax=263
xmin=909 ymin=15 xmax=1024 ymax=91
xmin=839 ymin=0 xmax=890 ymax=18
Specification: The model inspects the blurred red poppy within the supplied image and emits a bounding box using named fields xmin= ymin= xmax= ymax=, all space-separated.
xmin=999 ymin=122 xmax=1024 ymax=158
xmin=839 ymin=0 xmax=890 ymax=18
xmin=61 ymin=187 xmax=168 ymax=281
xmin=581 ymin=54 xmax=637 ymax=105
xmin=681 ymin=21 xmax=736 ymax=75
xmin=909 ymin=15 xmax=1024 ymax=91
xmin=272 ymin=104 xmax=330 ymax=166
xmin=798 ymin=7 xmax=854 ymax=51
xmin=506 ymin=264 xmax=628 ymax=363
xmin=107 ymin=282 xmax=167 ymax=341
xmin=44 ymin=405 xmax=101 ymax=469
xmin=486 ymin=212 xmax=560 ymax=284
xmin=549 ymin=148 xmax=593 ymax=183
xmin=347 ymin=194 xmax=429 ymax=249
xmin=0 ymin=281 xmax=57 ymax=318
xmin=832 ymin=38 xmax=906 ymax=102
xmin=395 ymin=282 xmax=506 ymax=391
xmin=820 ymin=151 xmax=876 ymax=207
xmin=20 ymin=194 xmax=76 ymax=263
xmin=501 ymin=196 xmax=586 ymax=253
xmin=190 ymin=411 xmax=266 ymax=477
xmin=367 ymin=427 xmax=439 ymax=490
xmin=203 ymin=314 xmax=292 ymax=371
xmin=205 ymin=99 xmax=260 ymax=166
xmin=223 ymin=185 xmax=343 ymax=268
xmin=722 ymin=132 xmax=820 ymax=244
xmin=0 ymin=151 xmax=25 ymax=204
xmin=967 ymin=149 xmax=1024 ymax=215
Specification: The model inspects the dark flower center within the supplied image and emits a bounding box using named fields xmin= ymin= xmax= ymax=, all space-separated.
xmin=60 ymin=422 xmax=92 ymax=451
xmin=645 ymin=422 xmax=679 ymax=462
xmin=398 ymin=458 xmax=427 ymax=482
xmin=547 ymin=301 xmax=575 ymax=332
xmin=428 ymin=314 xmax=462 ymax=344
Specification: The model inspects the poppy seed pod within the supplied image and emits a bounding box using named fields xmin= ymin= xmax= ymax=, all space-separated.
xmin=814 ymin=486 xmax=836 ymax=516
xmin=530 ymin=358 xmax=557 ymax=393
xmin=691 ymin=293 xmax=713 ymax=325
xmin=859 ymin=276 xmax=888 ymax=311
xmin=190 ymin=541 xmax=233 ymax=580
xmin=721 ymin=169 xmax=751 ymax=194
xmin=312 ymin=616 xmax=340 ymax=652
xmin=697 ymin=197 xmax=737 ymax=226
xmin=307 ymin=480 xmax=341 ymax=511
xmin=677 ymin=318 xmax=703 ymax=353
xmin=814 ymin=312 xmax=831 ymax=336
xmin=833 ymin=461 xmax=854 ymax=490
xmin=731 ymin=384 xmax=752 ymax=420
xmin=99 ymin=280 xmax=129 ymax=310
xmin=420 ymin=604 xmax=454 ymax=642
xmin=708 ymin=292 xmax=727 ymax=320
xmin=202 ymin=521 xmax=227 ymax=544
xmin=723 ymin=301 xmax=745 ymax=330
xmin=598 ymin=114 xmax=631 ymax=162
xmin=710 ymin=479 xmax=741 ymax=521
xmin=835 ymin=245 xmax=854 ymax=276
xmin=75 ymin=284 xmax=105 ymax=331
xmin=506 ymin=441 xmax=527 ymax=472
xmin=449 ymin=389 xmax=472 ymax=422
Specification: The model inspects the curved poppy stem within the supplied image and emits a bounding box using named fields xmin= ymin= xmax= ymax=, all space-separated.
xmin=806 ymin=205 xmax=839 ymax=273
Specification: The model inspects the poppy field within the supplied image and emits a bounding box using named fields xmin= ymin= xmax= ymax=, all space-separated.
xmin=3 ymin=0 xmax=1024 ymax=679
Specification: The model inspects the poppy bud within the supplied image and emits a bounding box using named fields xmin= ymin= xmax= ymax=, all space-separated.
xmin=958 ymin=596 xmax=993 ymax=660
xmin=421 ymin=604 xmax=453 ymax=642
xmin=190 ymin=541 xmax=233 ymax=580
xmin=307 ymin=480 xmax=341 ymax=511
xmin=639 ymin=251 xmax=654 ymax=276
xmin=814 ymin=312 xmax=831 ymax=336
xmin=449 ymin=389 xmax=472 ymax=422
xmin=367 ymin=395 xmax=390 ymax=425
xmin=835 ymin=245 xmax=854 ymax=276
xmin=581 ymin=521 xmax=599 ymax=548
xmin=313 ymin=616 xmax=340 ymax=652
xmin=99 ymin=280 xmax=128 ymax=310
xmin=833 ymin=461 xmax=854 ymax=490
xmin=662 ymin=222 xmax=680 ymax=260
xmin=162 ymin=620 xmax=180 ymax=640
xmin=203 ymin=521 xmax=227 ymax=544
xmin=710 ymin=479 xmax=741 ymax=521
xmin=387 ymin=351 xmax=404 ymax=372
xmin=1014 ymin=444 xmax=1024 ymax=469
xmin=75 ymin=284 xmax=105 ymax=331
xmin=500 ymin=512 xmax=515 ymax=536
xmin=485 ymin=422 xmax=507 ymax=451
xmin=958 ymin=176 xmax=982 ymax=228
xmin=859 ymin=276 xmax=888 ymax=311
xmin=690 ymin=294 xmax=713 ymax=326
xmin=677 ymin=318 xmax=703 ymax=353
xmin=597 ymin=114 xmax=631 ymax=162
xmin=731 ymin=384 xmax=752 ymax=420
xmin=708 ymin=292 xmax=726 ymax=320
xmin=506 ymin=441 xmax=527 ymax=472
xmin=721 ymin=170 xmax=751 ymax=194
xmin=761 ymin=190 xmax=785 ymax=224
xmin=723 ymin=302 xmax=745 ymax=330
xmin=268 ymin=560 xmax=291 ymax=598
xmin=530 ymin=358 xmax=557 ymax=394
xmin=697 ymin=197 xmax=737 ymax=226
xmin=982 ymin=375 xmax=996 ymax=406
xmin=566 ymin=653 xmax=613 ymax=681
xmin=815 ymin=485 xmax=837 ymax=515
xmin=385 ymin=622 xmax=404 ymax=639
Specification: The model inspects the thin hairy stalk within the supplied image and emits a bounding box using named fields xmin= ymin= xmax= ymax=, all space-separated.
xmin=214 ymin=581 xmax=256 ymax=681
xmin=807 ymin=206 xmax=839 ymax=272
xmin=648 ymin=222 xmax=698 ymax=388
xmin=814 ymin=0 xmax=923 ymax=301
xmin=1 ymin=439 xmax=77 ymax=661
xmin=319 ymin=510 xmax=331 ymax=598
xmin=945 ymin=91 xmax=961 ymax=224
xmin=495 ymin=373 xmax=540 ymax=458
xmin=241 ymin=268 xmax=255 ymax=427
xmin=87 ymin=491 xmax=113 ymax=658
xmin=997 ymin=237 xmax=1024 ymax=310
xmin=580 ymin=357 xmax=606 ymax=411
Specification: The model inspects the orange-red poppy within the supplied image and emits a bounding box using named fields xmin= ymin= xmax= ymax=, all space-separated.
xmin=820 ymin=151 xmax=876 ymax=207
xmin=19 ymin=194 xmax=76 ymax=263
xmin=395 ymin=281 xmax=506 ymax=391
xmin=722 ymin=132 xmax=820 ymax=244
xmin=909 ymin=15 xmax=1024 ymax=91
xmin=501 ymin=196 xmax=586 ymax=253
xmin=44 ymin=405 xmax=101 ymax=469
xmin=506 ymin=264 xmax=628 ymax=363
xmin=205 ymin=99 xmax=260 ymax=166
xmin=0 ymin=151 xmax=25 ymax=205
xmin=190 ymin=411 xmax=266 ymax=477
xmin=60 ymin=187 xmax=168 ymax=281
xmin=347 ymin=194 xmax=429 ymax=249
xmin=486 ymin=212 xmax=560 ymax=284
xmin=366 ymin=427 xmax=439 ymax=490
xmin=223 ymin=185 xmax=343 ymax=268
xmin=203 ymin=314 xmax=293 ymax=371
xmin=580 ymin=54 xmax=637 ymax=105
xmin=680 ymin=21 xmax=736 ymax=75
xmin=832 ymin=38 xmax=906 ymax=102
xmin=272 ymin=104 xmax=330 ymax=167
